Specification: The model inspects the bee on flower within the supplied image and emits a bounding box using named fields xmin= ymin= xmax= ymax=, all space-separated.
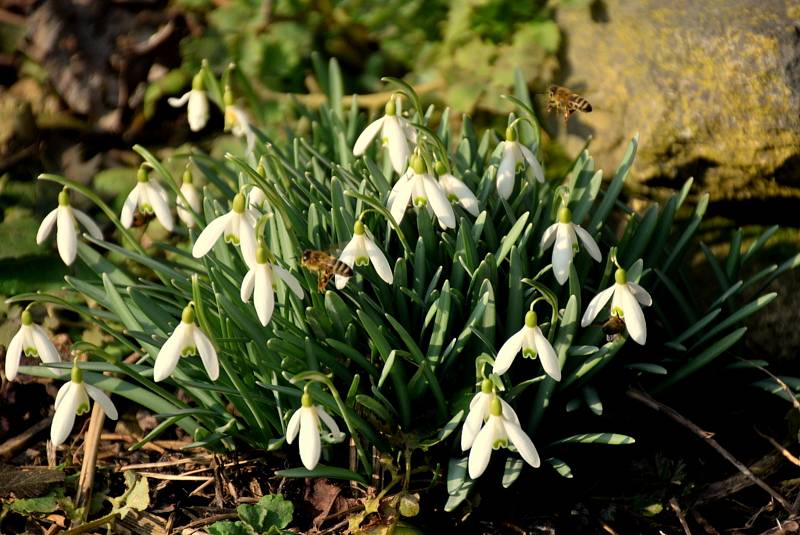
xmin=121 ymin=167 xmax=174 ymax=232
xmin=581 ymin=265 xmax=652 ymax=345
xmin=36 ymin=187 xmax=103 ymax=265
xmin=353 ymin=95 xmax=416 ymax=174
xmin=335 ymin=220 xmax=394 ymax=289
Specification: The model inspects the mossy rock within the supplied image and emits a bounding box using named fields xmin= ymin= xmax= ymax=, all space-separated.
xmin=555 ymin=0 xmax=800 ymax=212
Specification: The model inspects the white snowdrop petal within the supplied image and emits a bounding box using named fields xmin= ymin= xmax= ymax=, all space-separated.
xmin=388 ymin=175 xmax=414 ymax=225
xmin=338 ymin=237 xmax=359 ymax=269
xmin=168 ymin=92 xmax=191 ymax=107
xmin=56 ymin=206 xmax=77 ymax=265
xmin=468 ymin=418 xmax=497 ymax=479
xmin=493 ymin=328 xmax=525 ymax=375
xmin=316 ymin=406 xmax=343 ymax=438
xmin=254 ymin=267 xmax=275 ymax=326
xmin=272 ymin=265 xmax=304 ymax=299
xmin=383 ymin=116 xmax=411 ymax=174
xmin=499 ymin=398 xmax=521 ymax=426
xmin=51 ymin=384 xmax=79 ymax=446
xmin=187 ymin=90 xmax=209 ymax=132
xmin=54 ymin=381 xmax=71 ymax=410
xmin=5 ymin=330 xmax=23 ymax=381
xmin=364 ymin=236 xmax=394 ymax=284
xmin=552 ymin=224 xmax=574 ymax=286
xmin=461 ymin=395 xmax=489 ymax=451
xmin=628 ymin=282 xmax=653 ymax=306
xmin=353 ymin=117 xmax=385 ymax=156
xmin=120 ymin=186 xmax=140 ymax=228
xmin=31 ymin=325 xmax=60 ymax=364
xmin=36 ymin=209 xmax=58 ymax=245
xmin=153 ymin=323 xmax=187 ymax=382
xmin=581 ymin=285 xmax=616 ymax=327
xmin=573 ymin=224 xmax=602 ymax=262
xmin=533 ymin=327 xmax=561 ymax=381
xmin=84 ymin=384 xmax=118 ymax=420
xmin=443 ymin=174 xmax=479 ymax=216
xmin=519 ymin=144 xmax=545 ymax=183
xmin=496 ymin=143 xmax=517 ymax=200
xmin=619 ymin=285 xmax=647 ymax=345
xmin=73 ymin=209 xmax=103 ymax=240
xmin=240 ymin=269 xmax=256 ymax=302
xmin=193 ymin=328 xmax=219 ymax=381
xmin=504 ymin=419 xmax=541 ymax=468
xmin=422 ymin=174 xmax=455 ymax=229
xmin=540 ymin=223 xmax=558 ymax=250
xmin=192 ymin=212 xmax=231 ymax=258
xmin=299 ymin=408 xmax=322 ymax=470
xmin=286 ymin=410 xmax=302 ymax=444
xmin=148 ymin=183 xmax=174 ymax=232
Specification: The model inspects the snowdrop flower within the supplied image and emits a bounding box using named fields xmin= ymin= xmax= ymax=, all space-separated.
xmin=5 ymin=310 xmax=60 ymax=381
xmin=286 ymin=389 xmax=345 ymax=470
xmin=224 ymin=85 xmax=257 ymax=154
xmin=241 ymin=245 xmax=304 ymax=326
xmin=353 ymin=96 xmax=415 ymax=174
xmin=335 ymin=220 xmax=394 ymax=289
xmin=581 ymin=267 xmax=653 ymax=345
xmin=176 ymin=167 xmax=202 ymax=228
xmin=154 ymin=304 xmax=219 ymax=382
xmin=461 ymin=379 xmax=519 ymax=451
xmin=168 ymin=70 xmax=209 ymax=132
xmin=36 ymin=188 xmax=102 ymax=265
xmin=191 ymin=192 xmax=257 ymax=266
xmin=496 ymin=126 xmax=544 ymax=200
xmin=121 ymin=167 xmax=174 ymax=232
xmin=51 ymin=361 xmax=118 ymax=447
xmin=435 ymin=162 xmax=479 ymax=217
xmin=466 ymin=395 xmax=540 ymax=479
xmin=387 ymin=155 xmax=455 ymax=229
xmin=541 ymin=206 xmax=602 ymax=285
xmin=494 ymin=310 xmax=560 ymax=380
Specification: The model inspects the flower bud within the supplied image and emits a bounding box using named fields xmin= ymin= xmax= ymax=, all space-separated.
xmin=181 ymin=304 xmax=195 ymax=324
xmin=558 ymin=206 xmax=571 ymax=224
xmin=182 ymin=166 xmax=193 ymax=185
xmin=525 ymin=310 xmax=537 ymax=327
xmin=615 ymin=268 xmax=627 ymax=285
xmin=232 ymin=192 xmax=246 ymax=213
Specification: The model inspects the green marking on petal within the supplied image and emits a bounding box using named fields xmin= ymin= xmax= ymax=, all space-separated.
xmin=611 ymin=306 xmax=624 ymax=318
xmin=522 ymin=347 xmax=538 ymax=359
xmin=224 ymin=233 xmax=240 ymax=245
xmin=355 ymin=256 xmax=370 ymax=267
xmin=447 ymin=193 xmax=458 ymax=202
xmin=181 ymin=346 xmax=197 ymax=357
xmin=413 ymin=196 xmax=427 ymax=207
xmin=23 ymin=346 xmax=38 ymax=357
xmin=140 ymin=203 xmax=154 ymax=214
xmin=76 ymin=402 xmax=90 ymax=416
xmin=493 ymin=438 xmax=508 ymax=450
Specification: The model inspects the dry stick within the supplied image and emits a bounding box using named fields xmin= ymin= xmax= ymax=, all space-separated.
xmin=691 ymin=509 xmax=721 ymax=535
xmin=754 ymin=428 xmax=800 ymax=468
xmin=0 ymin=416 xmax=52 ymax=459
xmin=670 ymin=497 xmax=693 ymax=535
xmin=627 ymin=389 xmax=794 ymax=513
xmin=74 ymin=402 xmax=105 ymax=520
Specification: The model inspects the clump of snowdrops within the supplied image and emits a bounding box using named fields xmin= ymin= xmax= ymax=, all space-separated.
xmin=7 ymin=60 xmax=794 ymax=513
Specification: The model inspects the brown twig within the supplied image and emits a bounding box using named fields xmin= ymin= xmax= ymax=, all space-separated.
xmin=173 ymin=512 xmax=238 ymax=534
xmin=670 ymin=497 xmax=693 ymax=535
xmin=691 ymin=509 xmax=721 ymax=535
xmin=627 ymin=388 xmax=794 ymax=513
xmin=755 ymin=428 xmax=800 ymax=468
xmin=74 ymin=402 xmax=105 ymax=520
xmin=0 ymin=416 xmax=52 ymax=459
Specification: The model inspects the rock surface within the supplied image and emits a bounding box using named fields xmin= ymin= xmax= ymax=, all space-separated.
xmin=555 ymin=0 xmax=800 ymax=210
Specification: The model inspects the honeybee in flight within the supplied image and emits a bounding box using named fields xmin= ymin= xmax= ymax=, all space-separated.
xmin=301 ymin=250 xmax=353 ymax=293
xmin=546 ymin=85 xmax=592 ymax=123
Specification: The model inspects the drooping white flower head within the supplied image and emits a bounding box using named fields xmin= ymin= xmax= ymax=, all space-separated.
xmin=36 ymin=188 xmax=103 ymax=265
xmin=581 ymin=267 xmax=653 ymax=345
xmin=168 ymin=70 xmax=209 ymax=132
xmin=494 ymin=310 xmax=560 ymax=380
xmin=286 ymin=389 xmax=345 ymax=470
xmin=241 ymin=244 xmax=304 ymax=326
xmin=121 ymin=167 xmax=174 ymax=232
xmin=192 ymin=192 xmax=257 ymax=267
xmin=496 ymin=125 xmax=545 ymax=200
xmin=541 ymin=206 xmax=602 ymax=285
xmin=335 ymin=220 xmax=394 ymax=289
xmin=465 ymin=395 xmax=540 ymax=479
xmin=154 ymin=304 xmax=219 ymax=382
xmin=387 ymin=155 xmax=455 ymax=229
xmin=51 ymin=362 xmax=118 ymax=447
xmin=353 ymin=96 xmax=416 ymax=174
xmin=176 ymin=167 xmax=202 ymax=228
xmin=224 ymin=85 xmax=257 ymax=154
xmin=461 ymin=379 xmax=519 ymax=451
xmin=5 ymin=310 xmax=60 ymax=381
xmin=435 ymin=161 xmax=479 ymax=217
